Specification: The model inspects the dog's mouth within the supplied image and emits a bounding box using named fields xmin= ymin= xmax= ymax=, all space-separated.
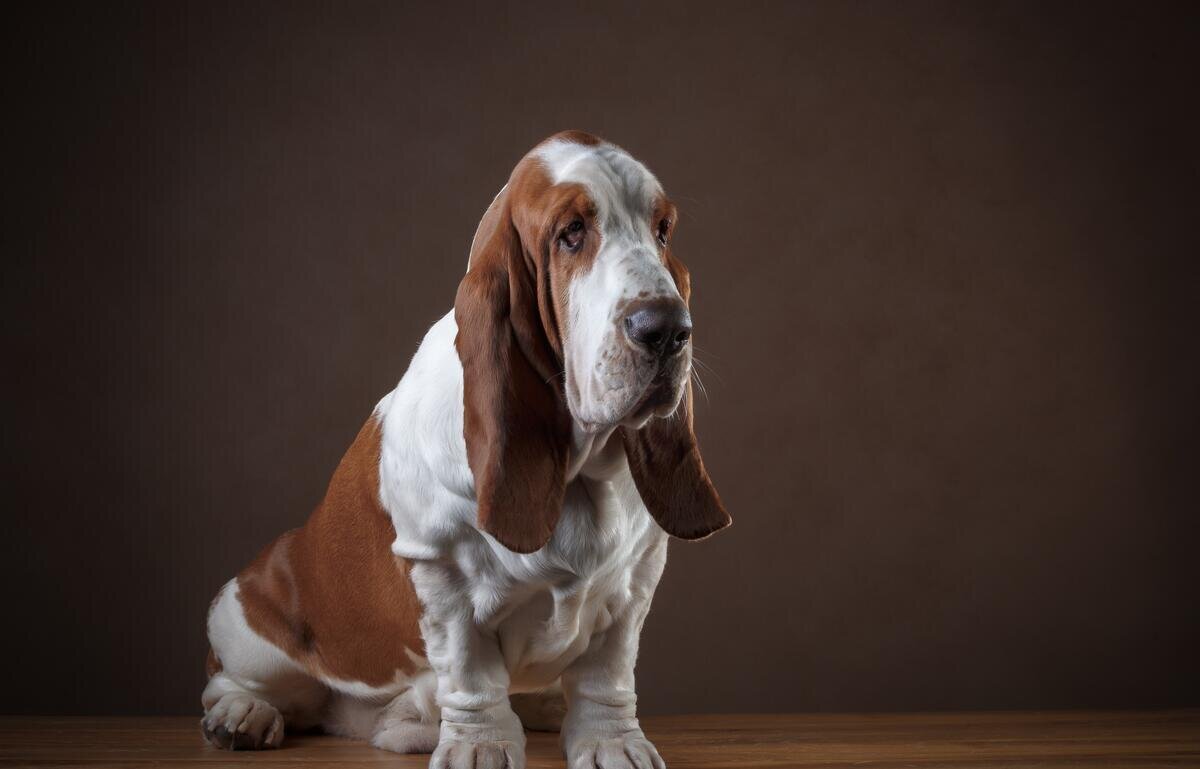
xmin=569 ymin=342 xmax=690 ymax=434
xmin=641 ymin=368 xmax=682 ymax=408
xmin=574 ymin=377 xmax=685 ymax=434
xmin=614 ymin=359 xmax=689 ymax=430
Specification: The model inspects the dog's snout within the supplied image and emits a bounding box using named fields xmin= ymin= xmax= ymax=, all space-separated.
xmin=623 ymin=299 xmax=692 ymax=357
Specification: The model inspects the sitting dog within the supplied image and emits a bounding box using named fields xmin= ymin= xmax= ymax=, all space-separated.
xmin=201 ymin=130 xmax=730 ymax=769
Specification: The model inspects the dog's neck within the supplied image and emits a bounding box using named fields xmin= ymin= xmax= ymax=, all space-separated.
xmin=567 ymin=422 xmax=624 ymax=483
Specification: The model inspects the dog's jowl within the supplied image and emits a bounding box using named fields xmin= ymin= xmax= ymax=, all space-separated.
xmin=201 ymin=131 xmax=730 ymax=769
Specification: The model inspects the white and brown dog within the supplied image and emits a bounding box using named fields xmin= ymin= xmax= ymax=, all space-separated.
xmin=201 ymin=131 xmax=730 ymax=769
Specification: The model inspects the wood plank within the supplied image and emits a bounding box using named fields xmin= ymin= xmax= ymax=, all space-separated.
xmin=0 ymin=712 xmax=1197 ymax=768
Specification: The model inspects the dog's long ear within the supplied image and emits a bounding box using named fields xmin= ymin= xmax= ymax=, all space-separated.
xmin=455 ymin=188 xmax=571 ymax=554
xmin=620 ymin=252 xmax=731 ymax=540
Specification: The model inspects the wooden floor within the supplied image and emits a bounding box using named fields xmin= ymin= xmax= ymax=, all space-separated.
xmin=1 ymin=712 xmax=1197 ymax=768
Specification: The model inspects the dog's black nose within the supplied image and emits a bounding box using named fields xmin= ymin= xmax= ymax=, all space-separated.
xmin=624 ymin=299 xmax=692 ymax=356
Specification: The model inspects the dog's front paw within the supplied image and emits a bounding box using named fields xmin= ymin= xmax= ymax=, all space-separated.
xmin=564 ymin=730 xmax=665 ymax=769
xmin=430 ymin=737 xmax=525 ymax=769
xmin=432 ymin=709 xmax=526 ymax=769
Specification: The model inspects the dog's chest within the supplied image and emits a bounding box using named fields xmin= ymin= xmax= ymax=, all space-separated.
xmin=470 ymin=476 xmax=664 ymax=688
xmin=494 ymin=573 xmax=623 ymax=689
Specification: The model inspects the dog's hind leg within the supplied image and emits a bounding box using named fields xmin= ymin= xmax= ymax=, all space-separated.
xmin=201 ymin=581 xmax=328 ymax=750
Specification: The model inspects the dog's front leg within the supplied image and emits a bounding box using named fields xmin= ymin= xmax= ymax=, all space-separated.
xmin=560 ymin=539 xmax=668 ymax=769
xmin=413 ymin=563 xmax=525 ymax=769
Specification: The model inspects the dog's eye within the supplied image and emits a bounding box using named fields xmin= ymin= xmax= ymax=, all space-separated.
xmin=560 ymin=220 xmax=585 ymax=251
xmin=656 ymin=217 xmax=671 ymax=247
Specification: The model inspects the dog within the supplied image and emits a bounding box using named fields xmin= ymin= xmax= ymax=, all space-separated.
xmin=201 ymin=130 xmax=730 ymax=769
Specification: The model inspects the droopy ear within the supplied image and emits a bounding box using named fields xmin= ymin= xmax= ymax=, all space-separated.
xmin=454 ymin=190 xmax=572 ymax=554
xmin=619 ymin=251 xmax=731 ymax=540
xmin=620 ymin=382 xmax=731 ymax=540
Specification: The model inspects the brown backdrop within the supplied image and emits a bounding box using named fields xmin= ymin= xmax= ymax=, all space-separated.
xmin=6 ymin=2 xmax=1198 ymax=716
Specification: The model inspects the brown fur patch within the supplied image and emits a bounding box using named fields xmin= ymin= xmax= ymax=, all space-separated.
xmin=236 ymin=416 xmax=424 ymax=686
xmin=456 ymin=156 xmax=574 ymax=554
xmin=455 ymin=140 xmax=614 ymax=554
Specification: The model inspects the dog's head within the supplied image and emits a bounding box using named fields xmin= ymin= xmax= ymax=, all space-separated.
xmin=455 ymin=131 xmax=730 ymax=553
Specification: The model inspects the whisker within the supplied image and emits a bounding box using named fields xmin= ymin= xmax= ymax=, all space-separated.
xmin=690 ymin=353 xmax=725 ymax=386
xmin=691 ymin=343 xmax=722 ymax=360
xmin=691 ymin=368 xmax=711 ymax=404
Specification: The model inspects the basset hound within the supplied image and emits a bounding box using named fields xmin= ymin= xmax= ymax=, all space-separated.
xmin=201 ymin=130 xmax=730 ymax=769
